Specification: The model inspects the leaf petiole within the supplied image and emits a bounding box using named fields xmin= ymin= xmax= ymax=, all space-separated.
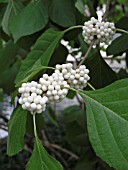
xmin=115 ymin=28 xmax=128 ymax=35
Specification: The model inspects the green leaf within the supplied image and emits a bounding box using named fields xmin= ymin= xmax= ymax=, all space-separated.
xmin=66 ymin=122 xmax=87 ymax=148
xmin=46 ymin=107 xmax=58 ymax=127
xmin=49 ymin=0 xmax=76 ymax=27
xmin=63 ymin=105 xmax=86 ymax=129
xmin=0 ymin=40 xmax=18 ymax=74
xmin=15 ymin=29 xmax=64 ymax=86
xmin=117 ymin=69 xmax=128 ymax=79
xmin=10 ymin=0 xmax=48 ymax=42
xmin=7 ymin=106 xmax=27 ymax=156
xmin=26 ymin=137 xmax=63 ymax=170
xmin=107 ymin=34 xmax=128 ymax=55
xmin=116 ymin=16 xmax=128 ymax=30
xmin=75 ymin=0 xmax=86 ymax=15
xmin=1 ymin=0 xmax=23 ymax=35
xmin=0 ymin=59 xmax=21 ymax=94
xmin=0 ymin=0 xmax=8 ymax=2
xmin=79 ymin=78 xmax=128 ymax=169
xmin=48 ymin=44 xmax=68 ymax=68
xmin=86 ymin=0 xmax=97 ymax=17
xmin=85 ymin=51 xmax=117 ymax=89
xmin=0 ymin=6 xmax=6 ymax=27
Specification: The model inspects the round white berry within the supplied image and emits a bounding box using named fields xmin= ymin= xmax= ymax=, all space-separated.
xmin=43 ymin=96 xmax=48 ymax=102
xmin=28 ymin=96 xmax=33 ymax=103
xmin=48 ymin=85 xmax=54 ymax=91
xmin=52 ymin=90 xmax=58 ymax=95
xmin=47 ymin=90 xmax=52 ymax=96
xmin=19 ymin=98 xmax=23 ymax=104
xmin=22 ymin=104 xmax=26 ymax=110
xmin=25 ymin=102 xmax=30 ymax=108
xmin=42 ymin=85 xmax=47 ymax=91
xmin=31 ymin=93 xmax=37 ymax=98
xmin=30 ymin=87 xmax=36 ymax=93
xmin=56 ymin=64 xmax=61 ymax=70
xmin=31 ymin=103 xmax=37 ymax=110
xmin=40 ymin=99 xmax=45 ymax=105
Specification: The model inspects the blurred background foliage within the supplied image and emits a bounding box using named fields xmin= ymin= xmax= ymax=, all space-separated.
xmin=0 ymin=0 xmax=128 ymax=169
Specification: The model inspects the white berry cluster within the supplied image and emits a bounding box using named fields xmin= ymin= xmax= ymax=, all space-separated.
xmin=82 ymin=17 xmax=115 ymax=45
xmin=39 ymin=73 xmax=69 ymax=103
xmin=18 ymin=63 xmax=90 ymax=114
xmin=18 ymin=81 xmax=48 ymax=114
xmin=55 ymin=63 xmax=90 ymax=89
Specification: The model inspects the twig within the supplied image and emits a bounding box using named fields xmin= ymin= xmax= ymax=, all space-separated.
xmin=78 ymin=41 xmax=94 ymax=67
xmin=24 ymin=144 xmax=32 ymax=153
xmin=50 ymin=144 xmax=79 ymax=160
xmin=41 ymin=131 xmax=79 ymax=160
xmin=49 ymin=147 xmax=70 ymax=170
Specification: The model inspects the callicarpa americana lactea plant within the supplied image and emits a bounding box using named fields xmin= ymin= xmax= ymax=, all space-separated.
xmin=1 ymin=0 xmax=128 ymax=170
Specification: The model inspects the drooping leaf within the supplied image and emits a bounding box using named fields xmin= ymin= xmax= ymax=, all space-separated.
xmin=85 ymin=51 xmax=118 ymax=89
xmin=1 ymin=0 xmax=23 ymax=35
xmin=0 ymin=59 xmax=21 ymax=94
xmin=15 ymin=29 xmax=64 ymax=86
xmin=49 ymin=44 xmax=68 ymax=67
xmin=0 ymin=40 xmax=18 ymax=74
xmin=10 ymin=0 xmax=48 ymax=42
xmin=26 ymin=137 xmax=63 ymax=170
xmin=49 ymin=0 xmax=76 ymax=27
xmin=107 ymin=34 xmax=128 ymax=55
xmin=79 ymin=78 xmax=128 ymax=169
xmin=7 ymin=106 xmax=27 ymax=156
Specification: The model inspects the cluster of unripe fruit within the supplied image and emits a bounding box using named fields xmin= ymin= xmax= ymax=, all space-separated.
xmin=18 ymin=63 xmax=90 ymax=114
xmin=82 ymin=17 xmax=115 ymax=45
